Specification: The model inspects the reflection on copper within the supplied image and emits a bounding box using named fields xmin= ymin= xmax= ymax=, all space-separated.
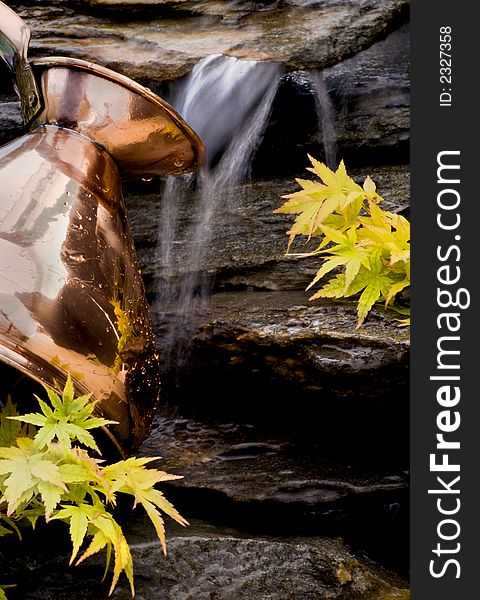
xmin=32 ymin=57 xmax=205 ymax=178
xmin=0 ymin=3 xmax=205 ymax=455
xmin=0 ymin=129 xmax=160 ymax=454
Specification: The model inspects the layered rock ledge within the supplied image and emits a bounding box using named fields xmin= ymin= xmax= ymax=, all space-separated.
xmin=152 ymin=291 xmax=409 ymax=432
xmin=126 ymin=165 xmax=410 ymax=293
xmin=9 ymin=0 xmax=409 ymax=83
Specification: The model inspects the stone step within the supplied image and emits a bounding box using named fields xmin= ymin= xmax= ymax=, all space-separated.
xmin=151 ymin=291 xmax=409 ymax=445
xmin=2 ymin=519 xmax=409 ymax=599
xmin=138 ymin=411 xmax=409 ymax=574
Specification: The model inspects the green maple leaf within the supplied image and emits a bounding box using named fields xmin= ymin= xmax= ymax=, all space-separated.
xmin=80 ymin=511 xmax=134 ymax=596
xmin=363 ymin=175 xmax=383 ymax=200
xmin=37 ymin=480 xmax=63 ymax=519
xmin=358 ymin=208 xmax=410 ymax=278
xmin=306 ymin=225 xmax=370 ymax=293
xmin=280 ymin=159 xmax=411 ymax=327
xmin=309 ymin=273 xmax=349 ymax=300
xmin=0 ymin=524 xmax=12 ymax=536
xmin=286 ymin=202 xmax=322 ymax=241
xmin=306 ymin=255 xmax=349 ymax=289
xmin=274 ymin=183 xmax=331 ymax=214
xmin=356 ymin=278 xmax=387 ymax=328
xmin=103 ymin=457 xmax=187 ymax=554
xmin=0 ymin=585 xmax=15 ymax=600
xmin=276 ymin=159 xmax=375 ymax=248
xmin=0 ymin=398 xmax=20 ymax=447
xmin=52 ymin=504 xmax=91 ymax=565
xmin=307 ymin=157 xmax=364 ymax=196
xmin=0 ymin=438 xmax=65 ymax=516
xmin=310 ymin=253 xmax=397 ymax=328
xmin=350 ymin=254 xmax=394 ymax=327
xmin=0 ymin=514 xmax=21 ymax=539
xmin=1 ymin=377 xmax=186 ymax=597
xmin=385 ymin=278 xmax=410 ymax=307
xmin=10 ymin=376 xmax=115 ymax=453
xmin=0 ymin=398 xmax=33 ymax=447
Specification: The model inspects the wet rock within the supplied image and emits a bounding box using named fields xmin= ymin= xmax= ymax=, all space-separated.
xmin=137 ymin=412 xmax=409 ymax=573
xmin=256 ymin=25 xmax=410 ymax=174
xmin=140 ymin=415 xmax=408 ymax=505
xmin=327 ymin=24 xmax=410 ymax=165
xmin=186 ymin=290 xmax=409 ymax=392
xmin=9 ymin=0 xmax=409 ymax=83
xmin=114 ymin=528 xmax=410 ymax=600
xmin=2 ymin=520 xmax=409 ymax=599
xmin=151 ymin=290 xmax=409 ymax=458
xmin=145 ymin=291 xmax=410 ymax=572
xmin=125 ymin=165 xmax=410 ymax=293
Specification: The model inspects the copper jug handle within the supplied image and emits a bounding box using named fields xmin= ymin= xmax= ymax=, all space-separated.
xmin=0 ymin=0 xmax=42 ymax=124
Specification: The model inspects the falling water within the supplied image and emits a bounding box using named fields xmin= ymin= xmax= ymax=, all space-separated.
xmin=309 ymin=71 xmax=338 ymax=169
xmin=212 ymin=76 xmax=280 ymax=187
xmin=173 ymin=54 xmax=280 ymax=164
xmin=155 ymin=55 xmax=281 ymax=373
xmin=155 ymin=175 xmax=190 ymax=311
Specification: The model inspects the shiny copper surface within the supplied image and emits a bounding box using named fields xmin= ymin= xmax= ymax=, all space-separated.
xmin=0 ymin=4 xmax=206 ymax=455
xmin=0 ymin=127 xmax=161 ymax=454
xmin=0 ymin=0 xmax=42 ymax=123
xmin=31 ymin=57 xmax=205 ymax=178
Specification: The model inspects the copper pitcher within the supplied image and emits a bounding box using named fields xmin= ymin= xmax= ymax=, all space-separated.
xmin=0 ymin=1 xmax=204 ymax=455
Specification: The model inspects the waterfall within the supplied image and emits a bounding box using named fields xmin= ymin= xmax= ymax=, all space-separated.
xmin=172 ymin=54 xmax=280 ymax=164
xmin=212 ymin=76 xmax=280 ymax=187
xmin=155 ymin=55 xmax=281 ymax=373
xmin=309 ymin=71 xmax=338 ymax=169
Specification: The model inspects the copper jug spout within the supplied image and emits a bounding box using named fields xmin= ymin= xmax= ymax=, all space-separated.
xmin=0 ymin=1 xmax=205 ymax=455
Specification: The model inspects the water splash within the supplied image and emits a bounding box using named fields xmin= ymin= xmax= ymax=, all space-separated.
xmin=155 ymin=55 xmax=281 ymax=373
xmin=309 ymin=71 xmax=338 ymax=169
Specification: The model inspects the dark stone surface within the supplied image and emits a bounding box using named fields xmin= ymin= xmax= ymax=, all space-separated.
xmin=137 ymin=411 xmax=409 ymax=574
xmin=0 ymin=101 xmax=22 ymax=147
xmin=327 ymin=24 xmax=410 ymax=164
xmin=1 ymin=520 xmax=409 ymax=600
xmin=113 ymin=527 xmax=410 ymax=600
xmin=256 ymin=25 xmax=410 ymax=174
xmin=152 ymin=291 xmax=409 ymax=433
xmin=140 ymin=411 xmax=409 ymax=509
